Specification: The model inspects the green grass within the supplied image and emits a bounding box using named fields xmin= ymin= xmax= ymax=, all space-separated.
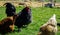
xmin=0 ymin=7 xmax=60 ymax=35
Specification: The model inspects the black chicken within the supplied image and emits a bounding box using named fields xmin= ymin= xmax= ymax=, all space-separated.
xmin=15 ymin=6 xmax=32 ymax=32
xmin=4 ymin=3 xmax=16 ymax=16
xmin=57 ymin=23 xmax=60 ymax=26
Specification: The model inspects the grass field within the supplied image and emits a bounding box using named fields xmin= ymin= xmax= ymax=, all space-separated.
xmin=0 ymin=6 xmax=60 ymax=35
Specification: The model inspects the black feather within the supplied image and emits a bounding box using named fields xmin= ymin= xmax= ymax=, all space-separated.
xmin=15 ymin=7 xmax=32 ymax=31
xmin=4 ymin=3 xmax=16 ymax=16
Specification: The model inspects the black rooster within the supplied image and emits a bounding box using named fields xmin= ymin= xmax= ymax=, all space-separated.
xmin=15 ymin=6 xmax=32 ymax=32
xmin=4 ymin=3 xmax=16 ymax=16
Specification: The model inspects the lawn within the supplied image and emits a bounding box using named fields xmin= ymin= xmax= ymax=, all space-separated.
xmin=0 ymin=6 xmax=60 ymax=35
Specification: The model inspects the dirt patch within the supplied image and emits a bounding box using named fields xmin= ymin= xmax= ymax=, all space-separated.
xmin=0 ymin=1 xmax=60 ymax=7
